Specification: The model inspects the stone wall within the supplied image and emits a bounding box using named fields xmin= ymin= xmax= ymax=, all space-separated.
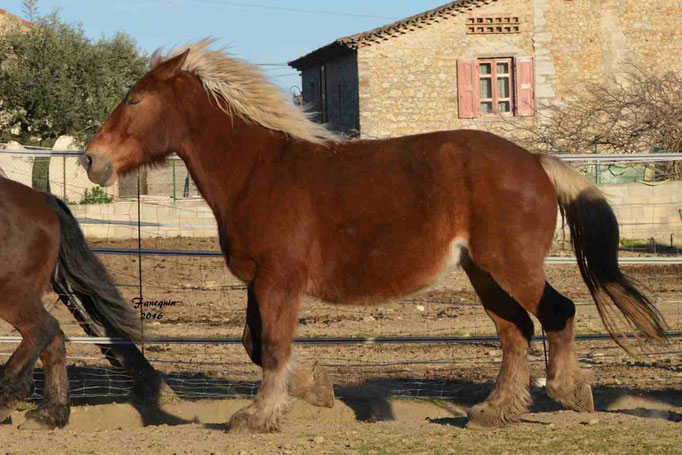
xmin=356 ymin=0 xmax=535 ymax=139
xmin=0 ymin=9 xmax=30 ymax=34
xmin=350 ymin=0 xmax=680 ymax=139
xmin=70 ymin=198 xmax=218 ymax=239
xmin=301 ymin=51 xmax=360 ymax=136
xmin=63 ymin=178 xmax=682 ymax=244
xmin=600 ymin=180 xmax=682 ymax=245
xmin=301 ymin=67 xmax=322 ymax=122
xmin=531 ymin=0 xmax=680 ymax=117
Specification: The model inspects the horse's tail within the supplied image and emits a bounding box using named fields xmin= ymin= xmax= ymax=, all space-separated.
xmin=45 ymin=194 xmax=141 ymax=341
xmin=538 ymin=155 xmax=667 ymax=351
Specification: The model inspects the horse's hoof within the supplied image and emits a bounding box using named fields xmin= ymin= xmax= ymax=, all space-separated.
xmin=547 ymin=378 xmax=594 ymax=413
xmin=228 ymin=405 xmax=283 ymax=434
xmin=465 ymin=403 xmax=515 ymax=430
xmin=302 ymin=362 xmax=335 ymax=408
xmin=227 ymin=407 xmax=253 ymax=433
xmin=19 ymin=404 xmax=69 ymax=430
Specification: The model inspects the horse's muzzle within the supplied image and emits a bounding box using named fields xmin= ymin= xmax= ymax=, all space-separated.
xmin=79 ymin=153 xmax=93 ymax=172
xmin=80 ymin=152 xmax=116 ymax=187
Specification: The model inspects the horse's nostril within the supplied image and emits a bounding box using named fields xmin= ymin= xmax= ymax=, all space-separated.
xmin=80 ymin=153 xmax=94 ymax=170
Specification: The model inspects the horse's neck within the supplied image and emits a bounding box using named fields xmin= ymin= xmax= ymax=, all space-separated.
xmin=176 ymin=117 xmax=285 ymax=226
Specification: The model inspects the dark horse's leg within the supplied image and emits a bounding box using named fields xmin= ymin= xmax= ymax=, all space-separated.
xmin=0 ymin=301 xmax=68 ymax=429
xmin=461 ymin=253 xmax=534 ymax=428
xmin=537 ymin=283 xmax=593 ymax=412
xmin=230 ymin=277 xmax=303 ymax=432
xmin=19 ymin=320 xmax=70 ymax=430
xmin=242 ymin=287 xmax=334 ymax=411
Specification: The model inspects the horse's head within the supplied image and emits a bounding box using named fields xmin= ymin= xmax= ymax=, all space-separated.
xmin=81 ymin=50 xmax=190 ymax=186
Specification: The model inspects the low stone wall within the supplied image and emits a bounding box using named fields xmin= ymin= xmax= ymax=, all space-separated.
xmin=72 ymin=197 xmax=218 ymax=239
xmin=73 ymin=180 xmax=682 ymax=244
xmin=600 ymin=180 xmax=682 ymax=245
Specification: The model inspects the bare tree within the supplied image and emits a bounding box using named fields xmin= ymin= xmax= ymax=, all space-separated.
xmin=506 ymin=65 xmax=682 ymax=180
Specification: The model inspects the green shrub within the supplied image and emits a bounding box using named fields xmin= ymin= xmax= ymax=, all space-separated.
xmin=80 ymin=186 xmax=113 ymax=204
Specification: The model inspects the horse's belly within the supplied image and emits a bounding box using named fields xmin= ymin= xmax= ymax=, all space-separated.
xmin=317 ymin=236 xmax=468 ymax=304
xmin=401 ymin=236 xmax=468 ymax=295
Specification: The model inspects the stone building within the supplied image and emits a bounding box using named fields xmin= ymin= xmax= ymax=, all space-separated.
xmin=289 ymin=0 xmax=680 ymax=139
xmin=0 ymin=8 xmax=32 ymax=32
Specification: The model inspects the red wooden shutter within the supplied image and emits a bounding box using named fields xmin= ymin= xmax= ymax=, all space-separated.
xmin=515 ymin=56 xmax=535 ymax=116
xmin=457 ymin=58 xmax=478 ymax=119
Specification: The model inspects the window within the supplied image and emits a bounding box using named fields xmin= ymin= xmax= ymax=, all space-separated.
xmin=478 ymin=58 xmax=513 ymax=116
xmin=457 ymin=56 xmax=535 ymax=119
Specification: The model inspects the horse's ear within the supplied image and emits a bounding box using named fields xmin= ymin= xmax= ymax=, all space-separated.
xmin=154 ymin=49 xmax=190 ymax=80
xmin=150 ymin=48 xmax=165 ymax=69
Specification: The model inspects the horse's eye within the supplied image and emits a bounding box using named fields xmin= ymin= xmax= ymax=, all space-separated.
xmin=128 ymin=98 xmax=142 ymax=106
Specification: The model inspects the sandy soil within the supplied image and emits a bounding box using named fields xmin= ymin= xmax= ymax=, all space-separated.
xmin=0 ymin=237 xmax=680 ymax=454
xmin=1 ymin=387 xmax=680 ymax=455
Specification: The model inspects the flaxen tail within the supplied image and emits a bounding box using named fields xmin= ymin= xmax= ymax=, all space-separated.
xmin=538 ymin=155 xmax=667 ymax=351
xmin=45 ymin=194 xmax=141 ymax=341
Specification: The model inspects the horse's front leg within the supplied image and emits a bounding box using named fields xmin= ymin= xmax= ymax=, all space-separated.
xmin=230 ymin=276 xmax=302 ymax=433
xmin=241 ymin=287 xmax=335 ymax=412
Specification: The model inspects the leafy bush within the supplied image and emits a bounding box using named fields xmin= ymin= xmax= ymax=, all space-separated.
xmin=80 ymin=186 xmax=113 ymax=204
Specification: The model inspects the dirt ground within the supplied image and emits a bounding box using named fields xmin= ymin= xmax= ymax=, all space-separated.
xmin=1 ymin=387 xmax=680 ymax=454
xmin=0 ymin=237 xmax=681 ymax=454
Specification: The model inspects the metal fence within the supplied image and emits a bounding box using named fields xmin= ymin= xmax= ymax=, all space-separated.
xmin=1 ymin=146 xmax=681 ymax=401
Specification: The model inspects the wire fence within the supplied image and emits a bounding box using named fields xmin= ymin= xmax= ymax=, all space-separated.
xmin=1 ymin=145 xmax=682 ymax=401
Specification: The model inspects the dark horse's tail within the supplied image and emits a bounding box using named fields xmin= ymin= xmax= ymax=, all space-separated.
xmin=539 ymin=155 xmax=667 ymax=351
xmin=45 ymin=194 xmax=141 ymax=341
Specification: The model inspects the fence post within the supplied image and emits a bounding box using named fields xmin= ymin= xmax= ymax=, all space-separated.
xmin=62 ymin=155 xmax=66 ymax=200
xmin=172 ymin=159 xmax=176 ymax=201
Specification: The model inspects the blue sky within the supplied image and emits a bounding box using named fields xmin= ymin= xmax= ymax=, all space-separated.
xmin=4 ymin=0 xmax=447 ymax=93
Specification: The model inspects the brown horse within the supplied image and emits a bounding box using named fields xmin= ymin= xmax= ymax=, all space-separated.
xmin=81 ymin=40 xmax=667 ymax=431
xmin=0 ymin=177 xmax=144 ymax=429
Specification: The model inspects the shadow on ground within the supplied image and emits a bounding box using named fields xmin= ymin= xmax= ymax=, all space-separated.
xmin=9 ymin=365 xmax=682 ymax=428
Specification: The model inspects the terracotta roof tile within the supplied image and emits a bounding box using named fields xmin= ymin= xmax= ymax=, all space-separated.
xmin=0 ymin=9 xmax=33 ymax=27
xmin=289 ymin=0 xmax=497 ymax=69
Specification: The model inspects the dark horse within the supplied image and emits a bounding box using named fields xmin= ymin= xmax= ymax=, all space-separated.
xmin=0 ymin=177 xmax=143 ymax=429
xmin=81 ymin=41 xmax=667 ymax=431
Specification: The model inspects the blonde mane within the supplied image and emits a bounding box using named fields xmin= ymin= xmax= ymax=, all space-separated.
xmin=153 ymin=39 xmax=340 ymax=145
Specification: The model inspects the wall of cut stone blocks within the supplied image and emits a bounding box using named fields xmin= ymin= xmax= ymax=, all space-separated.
xmin=70 ymin=198 xmax=218 ymax=239
xmin=301 ymin=52 xmax=360 ymax=136
xmin=600 ymin=180 xmax=682 ymax=245
xmin=356 ymin=0 xmax=535 ymax=139
xmin=66 ymin=179 xmax=682 ymax=243
xmin=352 ymin=0 xmax=679 ymax=139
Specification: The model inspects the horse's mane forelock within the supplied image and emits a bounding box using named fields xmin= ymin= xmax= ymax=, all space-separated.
xmin=152 ymin=39 xmax=340 ymax=145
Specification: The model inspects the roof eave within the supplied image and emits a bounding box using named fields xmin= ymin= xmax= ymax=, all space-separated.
xmin=0 ymin=9 xmax=33 ymax=27
xmin=288 ymin=0 xmax=498 ymax=69
xmin=288 ymin=41 xmax=355 ymax=71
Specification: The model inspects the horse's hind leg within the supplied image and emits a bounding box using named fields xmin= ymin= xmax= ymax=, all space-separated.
xmin=466 ymin=254 xmax=594 ymax=415
xmin=18 ymin=318 xmax=69 ymax=430
xmin=537 ymin=283 xmax=593 ymax=412
xmin=461 ymin=254 xmax=534 ymax=429
xmin=0 ymin=339 xmax=40 ymax=422
xmin=0 ymin=302 xmax=64 ymax=426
